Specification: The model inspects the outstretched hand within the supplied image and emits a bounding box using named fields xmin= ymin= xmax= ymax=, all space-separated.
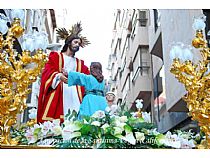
xmin=60 ymin=74 xmax=68 ymax=84
xmin=62 ymin=68 xmax=68 ymax=77
xmin=60 ymin=69 xmax=68 ymax=84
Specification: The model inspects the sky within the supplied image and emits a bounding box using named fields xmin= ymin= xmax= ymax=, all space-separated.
xmin=61 ymin=8 xmax=115 ymax=79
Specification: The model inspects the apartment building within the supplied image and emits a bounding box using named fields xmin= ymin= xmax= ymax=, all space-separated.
xmin=108 ymin=9 xmax=210 ymax=133
xmin=108 ymin=9 xmax=159 ymax=119
xmin=108 ymin=9 xmax=153 ymax=109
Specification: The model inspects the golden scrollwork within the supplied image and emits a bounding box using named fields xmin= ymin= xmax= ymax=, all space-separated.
xmin=170 ymin=29 xmax=210 ymax=148
xmin=0 ymin=17 xmax=47 ymax=145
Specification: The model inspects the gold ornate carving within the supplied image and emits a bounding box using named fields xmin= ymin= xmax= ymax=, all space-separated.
xmin=0 ymin=17 xmax=47 ymax=145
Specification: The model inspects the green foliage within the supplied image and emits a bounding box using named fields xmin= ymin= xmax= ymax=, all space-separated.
xmin=10 ymin=126 xmax=28 ymax=145
xmin=65 ymin=109 xmax=77 ymax=121
xmin=10 ymin=107 xmax=203 ymax=149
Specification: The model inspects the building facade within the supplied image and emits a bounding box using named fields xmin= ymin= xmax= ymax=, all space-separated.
xmin=107 ymin=9 xmax=209 ymax=133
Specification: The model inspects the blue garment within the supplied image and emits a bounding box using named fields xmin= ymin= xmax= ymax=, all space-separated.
xmin=68 ymin=71 xmax=107 ymax=119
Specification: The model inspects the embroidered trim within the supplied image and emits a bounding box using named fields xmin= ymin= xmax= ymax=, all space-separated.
xmin=77 ymin=59 xmax=83 ymax=102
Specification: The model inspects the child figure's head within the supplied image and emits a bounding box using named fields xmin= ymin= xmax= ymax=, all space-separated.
xmin=105 ymin=91 xmax=116 ymax=106
xmin=90 ymin=62 xmax=104 ymax=83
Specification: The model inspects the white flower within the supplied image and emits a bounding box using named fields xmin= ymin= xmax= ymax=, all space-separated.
xmin=92 ymin=110 xmax=105 ymax=119
xmin=105 ymin=106 xmax=111 ymax=112
xmin=52 ymin=119 xmax=60 ymax=127
xmin=149 ymin=128 xmax=160 ymax=135
xmin=41 ymin=121 xmax=53 ymax=136
xmin=25 ymin=128 xmax=38 ymax=144
xmin=26 ymin=134 xmax=38 ymax=144
xmin=163 ymin=139 xmax=181 ymax=149
xmin=28 ymin=108 xmax=37 ymax=119
xmin=106 ymin=105 xmax=119 ymax=115
xmin=176 ymin=130 xmax=191 ymax=139
xmin=33 ymin=123 xmax=41 ymax=130
xmin=155 ymin=134 xmax=166 ymax=145
xmin=110 ymin=105 xmax=118 ymax=115
xmin=110 ymin=105 xmax=118 ymax=111
xmin=119 ymin=116 xmax=128 ymax=123
xmin=113 ymin=127 xmax=123 ymax=135
xmin=114 ymin=120 xmax=126 ymax=128
xmin=163 ymin=131 xmax=181 ymax=148
xmin=135 ymin=132 xmax=145 ymax=142
xmin=135 ymin=99 xmax=143 ymax=109
xmin=101 ymin=123 xmax=110 ymax=129
xmin=131 ymin=112 xmax=139 ymax=118
xmin=52 ymin=126 xmax=62 ymax=136
xmin=63 ymin=120 xmax=72 ymax=126
xmin=194 ymin=133 xmax=201 ymax=140
xmin=62 ymin=123 xmax=82 ymax=141
xmin=124 ymin=133 xmax=136 ymax=145
xmin=113 ymin=115 xmax=120 ymax=119
xmin=142 ymin=112 xmax=151 ymax=123
xmin=91 ymin=121 xmax=101 ymax=126
xmin=180 ymin=138 xmax=196 ymax=149
xmin=83 ymin=119 xmax=89 ymax=124
xmin=116 ymin=132 xmax=136 ymax=145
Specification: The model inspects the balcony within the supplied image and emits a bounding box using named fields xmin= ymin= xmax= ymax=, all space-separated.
xmin=127 ymin=66 xmax=152 ymax=110
xmin=150 ymin=32 xmax=163 ymax=60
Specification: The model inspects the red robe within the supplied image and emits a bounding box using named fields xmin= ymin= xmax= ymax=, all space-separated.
xmin=37 ymin=51 xmax=90 ymax=123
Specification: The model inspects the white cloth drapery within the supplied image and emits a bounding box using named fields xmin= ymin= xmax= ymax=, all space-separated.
xmin=51 ymin=54 xmax=81 ymax=117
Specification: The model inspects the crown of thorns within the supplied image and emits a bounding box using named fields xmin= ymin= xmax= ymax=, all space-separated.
xmin=56 ymin=22 xmax=90 ymax=47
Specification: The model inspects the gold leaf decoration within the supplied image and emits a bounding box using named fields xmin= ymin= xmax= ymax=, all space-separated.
xmin=56 ymin=22 xmax=90 ymax=47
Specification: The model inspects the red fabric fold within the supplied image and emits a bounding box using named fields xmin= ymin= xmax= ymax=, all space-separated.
xmin=37 ymin=52 xmax=89 ymax=123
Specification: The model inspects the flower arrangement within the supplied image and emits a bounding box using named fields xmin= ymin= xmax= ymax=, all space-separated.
xmin=11 ymin=100 xmax=203 ymax=149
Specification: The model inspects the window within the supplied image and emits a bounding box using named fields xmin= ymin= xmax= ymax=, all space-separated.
xmin=115 ymin=38 xmax=121 ymax=56
xmin=119 ymin=70 xmax=122 ymax=79
xmin=123 ymin=9 xmax=131 ymax=29
xmin=122 ymin=84 xmax=126 ymax=101
xmin=132 ymin=46 xmax=150 ymax=82
xmin=121 ymin=56 xmax=126 ymax=73
xmin=138 ymin=10 xmax=147 ymax=27
xmin=120 ymin=9 xmax=125 ymax=27
xmin=115 ymin=9 xmax=121 ymax=29
xmin=131 ymin=14 xmax=138 ymax=39
xmin=131 ymin=10 xmax=147 ymax=39
xmin=140 ymin=47 xmax=150 ymax=76
xmin=122 ymin=75 xmax=130 ymax=101
xmin=121 ymin=37 xmax=129 ymax=58
xmin=154 ymin=9 xmax=161 ymax=32
xmin=117 ymin=69 xmax=121 ymax=81
xmin=132 ymin=49 xmax=140 ymax=82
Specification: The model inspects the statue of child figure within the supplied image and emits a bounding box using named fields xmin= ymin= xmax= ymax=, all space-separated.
xmin=64 ymin=62 xmax=108 ymax=119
